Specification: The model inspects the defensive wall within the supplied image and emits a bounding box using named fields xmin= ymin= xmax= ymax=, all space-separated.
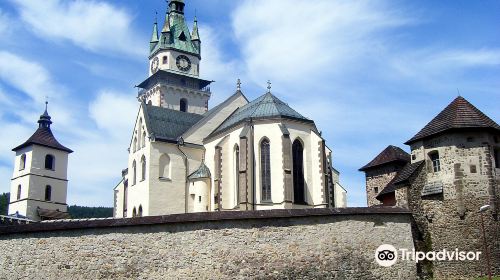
xmin=0 ymin=208 xmax=417 ymax=279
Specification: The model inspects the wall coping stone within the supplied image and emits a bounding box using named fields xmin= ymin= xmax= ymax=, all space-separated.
xmin=0 ymin=207 xmax=411 ymax=235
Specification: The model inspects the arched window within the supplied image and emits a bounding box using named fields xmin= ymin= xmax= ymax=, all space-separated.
xmin=133 ymin=137 xmax=137 ymax=152
xmin=141 ymin=156 xmax=146 ymax=181
xmin=132 ymin=207 xmax=137 ymax=217
xmin=159 ymin=154 xmax=171 ymax=179
xmin=45 ymin=185 xmax=52 ymax=201
xmin=138 ymin=205 xmax=143 ymax=217
xmin=292 ymin=139 xmax=306 ymax=204
xmin=138 ymin=119 xmax=143 ymax=148
xmin=142 ymin=131 xmax=146 ymax=148
xmin=260 ymin=138 xmax=271 ymax=202
xmin=162 ymin=56 xmax=168 ymax=64
xmin=19 ymin=154 xmax=26 ymax=171
xmin=45 ymin=154 xmax=55 ymax=170
xmin=180 ymin=98 xmax=188 ymax=112
xmin=429 ymin=151 xmax=441 ymax=172
xmin=123 ymin=184 xmax=128 ymax=218
xmin=132 ymin=160 xmax=137 ymax=185
xmin=17 ymin=185 xmax=21 ymax=200
xmin=234 ymin=145 xmax=240 ymax=205
xmin=147 ymin=100 xmax=152 ymax=106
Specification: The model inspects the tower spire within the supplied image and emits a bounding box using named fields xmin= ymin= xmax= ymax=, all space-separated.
xmin=38 ymin=101 xmax=52 ymax=128
xmin=150 ymin=18 xmax=159 ymax=44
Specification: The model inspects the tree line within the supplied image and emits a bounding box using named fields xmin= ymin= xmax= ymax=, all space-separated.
xmin=0 ymin=193 xmax=113 ymax=218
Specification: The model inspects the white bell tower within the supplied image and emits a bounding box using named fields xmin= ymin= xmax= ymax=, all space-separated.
xmin=8 ymin=102 xmax=73 ymax=221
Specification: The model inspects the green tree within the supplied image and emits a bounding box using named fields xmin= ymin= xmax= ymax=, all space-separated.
xmin=68 ymin=205 xmax=113 ymax=219
xmin=0 ymin=193 xmax=10 ymax=215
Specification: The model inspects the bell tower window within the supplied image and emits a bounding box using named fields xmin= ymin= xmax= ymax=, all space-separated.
xmin=45 ymin=154 xmax=55 ymax=170
xmin=180 ymin=98 xmax=188 ymax=112
xmin=19 ymin=154 xmax=26 ymax=170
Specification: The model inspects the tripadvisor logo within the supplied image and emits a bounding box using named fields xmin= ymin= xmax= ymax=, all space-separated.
xmin=375 ymin=244 xmax=482 ymax=267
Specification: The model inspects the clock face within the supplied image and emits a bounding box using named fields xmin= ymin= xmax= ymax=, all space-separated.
xmin=176 ymin=55 xmax=191 ymax=72
xmin=151 ymin=56 xmax=159 ymax=73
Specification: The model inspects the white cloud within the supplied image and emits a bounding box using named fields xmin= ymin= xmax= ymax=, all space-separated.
xmin=64 ymin=90 xmax=138 ymax=206
xmin=10 ymin=0 xmax=146 ymax=57
xmin=232 ymin=0 xmax=415 ymax=91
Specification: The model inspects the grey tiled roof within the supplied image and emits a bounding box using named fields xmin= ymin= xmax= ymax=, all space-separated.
xmin=144 ymin=104 xmax=203 ymax=142
xmin=210 ymin=92 xmax=312 ymax=137
xmin=393 ymin=161 xmax=424 ymax=185
xmin=188 ymin=161 xmax=211 ymax=180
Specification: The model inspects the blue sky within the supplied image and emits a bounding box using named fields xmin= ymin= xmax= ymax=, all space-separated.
xmin=0 ymin=0 xmax=499 ymax=207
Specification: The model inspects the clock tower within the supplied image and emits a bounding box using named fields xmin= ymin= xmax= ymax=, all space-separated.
xmin=138 ymin=0 xmax=211 ymax=114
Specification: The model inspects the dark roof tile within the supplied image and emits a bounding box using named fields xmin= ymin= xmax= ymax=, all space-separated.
xmin=13 ymin=127 xmax=73 ymax=153
xmin=405 ymin=96 xmax=500 ymax=144
xmin=359 ymin=145 xmax=410 ymax=171
xmin=144 ymin=104 xmax=204 ymax=142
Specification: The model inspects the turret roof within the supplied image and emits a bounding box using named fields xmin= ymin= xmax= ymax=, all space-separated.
xmin=359 ymin=145 xmax=409 ymax=171
xmin=405 ymin=96 xmax=500 ymax=144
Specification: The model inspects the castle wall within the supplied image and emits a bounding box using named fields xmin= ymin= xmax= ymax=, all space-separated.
xmin=0 ymin=209 xmax=416 ymax=280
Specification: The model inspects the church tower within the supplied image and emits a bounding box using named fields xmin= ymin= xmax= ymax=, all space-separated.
xmin=9 ymin=103 xmax=72 ymax=221
xmin=138 ymin=0 xmax=212 ymax=115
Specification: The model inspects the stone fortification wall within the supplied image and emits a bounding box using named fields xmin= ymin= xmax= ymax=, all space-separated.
xmin=0 ymin=208 xmax=416 ymax=280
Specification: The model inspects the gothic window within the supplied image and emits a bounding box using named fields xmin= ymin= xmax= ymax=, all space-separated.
xmin=17 ymin=185 xmax=21 ymax=200
xmin=162 ymin=56 xmax=168 ymax=64
xmin=132 ymin=160 xmax=137 ymax=185
xmin=123 ymin=183 xmax=128 ymax=218
xmin=45 ymin=185 xmax=52 ymax=201
xmin=132 ymin=207 xmax=137 ymax=217
xmin=234 ymin=145 xmax=240 ymax=205
xmin=19 ymin=154 xmax=26 ymax=170
xmin=292 ymin=139 xmax=306 ymax=204
xmin=138 ymin=205 xmax=143 ymax=217
xmin=429 ymin=151 xmax=441 ymax=172
xmin=142 ymin=131 xmax=146 ymax=148
xmin=159 ymin=154 xmax=171 ymax=179
xmin=180 ymin=98 xmax=188 ymax=112
xmin=147 ymin=100 xmax=152 ymax=106
xmin=138 ymin=119 xmax=143 ymax=148
xmin=260 ymin=138 xmax=272 ymax=202
xmin=133 ymin=137 xmax=137 ymax=152
xmin=141 ymin=156 xmax=146 ymax=181
xmin=45 ymin=154 xmax=55 ymax=170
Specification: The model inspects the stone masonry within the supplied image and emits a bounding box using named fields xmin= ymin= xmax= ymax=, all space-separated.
xmin=0 ymin=208 xmax=417 ymax=280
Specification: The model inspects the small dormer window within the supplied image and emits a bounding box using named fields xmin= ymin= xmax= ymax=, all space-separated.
xmin=179 ymin=32 xmax=186 ymax=41
xmin=162 ymin=56 xmax=168 ymax=64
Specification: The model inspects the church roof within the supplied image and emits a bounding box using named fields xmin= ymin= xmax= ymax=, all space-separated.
xmin=405 ymin=96 xmax=500 ymax=144
xmin=188 ymin=161 xmax=211 ymax=180
xmin=359 ymin=145 xmax=409 ymax=171
xmin=13 ymin=108 xmax=73 ymax=153
xmin=37 ymin=208 xmax=70 ymax=220
xmin=136 ymin=70 xmax=212 ymax=90
xmin=209 ymin=92 xmax=313 ymax=137
xmin=143 ymin=104 xmax=204 ymax=142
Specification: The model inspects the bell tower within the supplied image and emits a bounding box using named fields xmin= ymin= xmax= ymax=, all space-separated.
xmin=138 ymin=0 xmax=212 ymax=115
xmin=8 ymin=102 xmax=72 ymax=221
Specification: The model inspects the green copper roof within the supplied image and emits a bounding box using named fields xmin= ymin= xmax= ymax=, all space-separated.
xmin=150 ymin=13 xmax=200 ymax=57
xmin=210 ymin=92 xmax=313 ymax=137
xmin=191 ymin=17 xmax=200 ymax=41
xmin=188 ymin=161 xmax=211 ymax=180
xmin=143 ymin=104 xmax=203 ymax=142
xmin=150 ymin=22 xmax=159 ymax=43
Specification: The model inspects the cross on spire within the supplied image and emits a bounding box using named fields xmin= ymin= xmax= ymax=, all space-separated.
xmin=236 ymin=78 xmax=241 ymax=91
xmin=267 ymin=80 xmax=272 ymax=93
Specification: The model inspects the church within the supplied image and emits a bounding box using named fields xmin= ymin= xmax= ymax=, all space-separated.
xmin=113 ymin=0 xmax=347 ymax=218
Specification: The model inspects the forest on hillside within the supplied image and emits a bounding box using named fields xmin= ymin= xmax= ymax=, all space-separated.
xmin=0 ymin=193 xmax=113 ymax=218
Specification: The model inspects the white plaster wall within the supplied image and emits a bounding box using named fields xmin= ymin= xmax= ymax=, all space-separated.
xmin=189 ymin=179 xmax=210 ymax=212
xmin=335 ymin=183 xmax=347 ymax=208
xmin=161 ymin=85 xmax=208 ymax=114
xmin=114 ymin=180 xmax=124 ymax=218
